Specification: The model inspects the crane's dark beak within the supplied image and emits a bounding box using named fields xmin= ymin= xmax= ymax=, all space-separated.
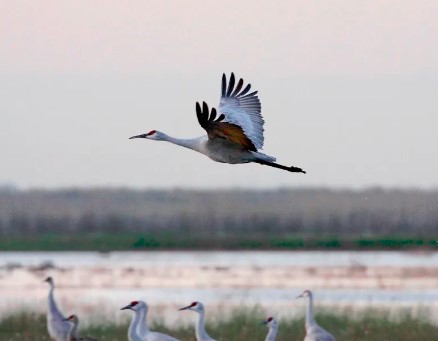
xmin=296 ymin=293 xmax=304 ymax=299
xmin=121 ymin=304 xmax=132 ymax=310
xmin=129 ymin=134 xmax=147 ymax=140
xmin=178 ymin=305 xmax=192 ymax=311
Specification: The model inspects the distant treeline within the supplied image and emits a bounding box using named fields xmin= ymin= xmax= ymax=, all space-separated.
xmin=0 ymin=188 xmax=437 ymax=238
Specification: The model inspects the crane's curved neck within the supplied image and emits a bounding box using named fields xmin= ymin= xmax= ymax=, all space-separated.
xmin=128 ymin=310 xmax=142 ymax=341
xmin=160 ymin=133 xmax=204 ymax=153
xmin=47 ymin=284 xmax=61 ymax=316
xmin=265 ymin=324 xmax=278 ymax=341
xmin=305 ymin=293 xmax=317 ymax=330
xmin=69 ymin=320 xmax=79 ymax=340
xmin=138 ymin=305 xmax=150 ymax=337
xmin=195 ymin=310 xmax=210 ymax=341
xmin=48 ymin=284 xmax=54 ymax=300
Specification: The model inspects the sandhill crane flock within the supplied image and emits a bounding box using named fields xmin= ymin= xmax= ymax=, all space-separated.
xmin=42 ymin=74 xmax=327 ymax=340
xmin=45 ymin=277 xmax=334 ymax=341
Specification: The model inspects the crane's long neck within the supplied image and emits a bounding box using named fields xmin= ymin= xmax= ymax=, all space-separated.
xmin=48 ymin=284 xmax=61 ymax=317
xmin=128 ymin=310 xmax=142 ymax=341
xmin=195 ymin=310 xmax=210 ymax=341
xmin=138 ymin=305 xmax=150 ymax=337
xmin=305 ymin=294 xmax=317 ymax=331
xmin=265 ymin=324 xmax=278 ymax=341
xmin=161 ymin=134 xmax=204 ymax=153
xmin=69 ymin=320 xmax=79 ymax=340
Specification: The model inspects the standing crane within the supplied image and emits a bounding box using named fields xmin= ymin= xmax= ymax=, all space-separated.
xmin=179 ymin=301 xmax=216 ymax=341
xmin=44 ymin=277 xmax=71 ymax=341
xmin=262 ymin=316 xmax=278 ymax=341
xmin=121 ymin=300 xmax=179 ymax=341
xmin=296 ymin=290 xmax=335 ymax=341
xmin=130 ymin=73 xmax=306 ymax=174
xmin=63 ymin=314 xmax=98 ymax=341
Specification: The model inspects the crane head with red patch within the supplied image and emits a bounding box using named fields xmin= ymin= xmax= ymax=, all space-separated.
xmin=129 ymin=130 xmax=163 ymax=141
xmin=262 ymin=316 xmax=273 ymax=325
xmin=262 ymin=316 xmax=277 ymax=327
xmin=296 ymin=289 xmax=312 ymax=299
xmin=63 ymin=314 xmax=78 ymax=323
xmin=178 ymin=301 xmax=203 ymax=312
xmin=121 ymin=300 xmax=140 ymax=311
xmin=44 ymin=276 xmax=53 ymax=282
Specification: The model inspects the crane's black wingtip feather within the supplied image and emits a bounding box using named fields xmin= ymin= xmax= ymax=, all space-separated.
xmin=221 ymin=74 xmax=226 ymax=96
xmin=202 ymin=102 xmax=209 ymax=115
xmin=210 ymin=107 xmax=217 ymax=121
xmin=226 ymin=73 xmax=235 ymax=97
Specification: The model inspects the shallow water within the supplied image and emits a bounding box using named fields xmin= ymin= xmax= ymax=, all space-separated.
xmin=0 ymin=251 xmax=437 ymax=324
xmin=1 ymin=250 xmax=438 ymax=267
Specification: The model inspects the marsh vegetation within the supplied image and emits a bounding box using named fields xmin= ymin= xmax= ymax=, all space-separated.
xmin=1 ymin=308 xmax=437 ymax=341
xmin=1 ymin=188 xmax=437 ymax=250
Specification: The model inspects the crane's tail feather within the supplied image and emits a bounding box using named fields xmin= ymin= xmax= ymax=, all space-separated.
xmin=250 ymin=151 xmax=276 ymax=163
xmin=255 ymin=159 xmax=306 ymax=174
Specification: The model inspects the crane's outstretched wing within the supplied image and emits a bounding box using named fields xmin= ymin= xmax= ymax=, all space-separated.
xmin=218 ymin=73 xmax=264 ymax=150
xmin=196 ymin=101 xmax=257 ymax=151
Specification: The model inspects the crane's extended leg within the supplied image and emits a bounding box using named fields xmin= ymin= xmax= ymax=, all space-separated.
xmin=255 ymin=160 xmax=306 ymax=173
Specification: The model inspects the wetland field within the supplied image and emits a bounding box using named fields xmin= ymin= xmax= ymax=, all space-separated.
xmin=0 ymin=250 xmax=437 ymax=340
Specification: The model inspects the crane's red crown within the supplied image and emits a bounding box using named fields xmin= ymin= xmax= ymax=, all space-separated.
xmin=267 ymin=317 xmax=273 ymax=322
xmin=130 ymin=300 xmax=139 ymax=306
xmin=190 ymin=301 xmax=198 ymax=307
xmin=147 ymin=130 xmax=156 ymax=136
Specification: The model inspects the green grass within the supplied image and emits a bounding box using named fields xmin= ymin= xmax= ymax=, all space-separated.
xmin=0 ymin=232 xmax=436 ymax=251
xmin=1 ymin=308 xmax=437 ymax=341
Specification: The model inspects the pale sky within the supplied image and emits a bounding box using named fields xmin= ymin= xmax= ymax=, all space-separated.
xmin=1 ymin=1 xmax=437 ymax=189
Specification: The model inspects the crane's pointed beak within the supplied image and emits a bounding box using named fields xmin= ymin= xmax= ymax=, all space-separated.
xmin=129 ymin=134 xmax=147 ymax=140
xmin=296 ymin=293 xmax=304 ymax=299
xmin=120 ymin=304 xmax=132 ymax=310
xmin=178 ymin=305 xmax=192 ymax=311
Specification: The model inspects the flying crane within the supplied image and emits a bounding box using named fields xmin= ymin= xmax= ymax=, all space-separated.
xmin=130 ymin=73 xmax=306 ymax=174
